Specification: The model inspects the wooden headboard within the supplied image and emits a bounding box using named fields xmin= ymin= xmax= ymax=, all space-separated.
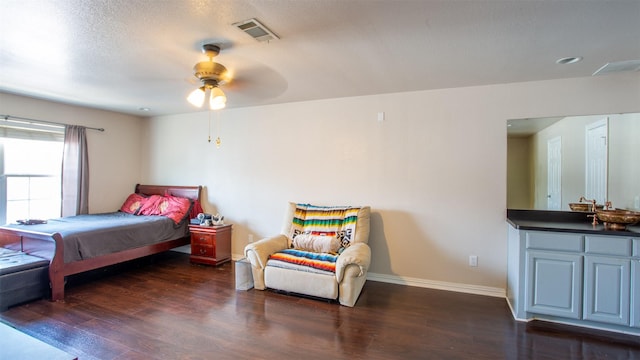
xmin=135 ymin=184 xmax=202 ymax=202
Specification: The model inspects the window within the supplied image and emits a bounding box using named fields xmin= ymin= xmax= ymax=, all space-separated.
xmin=0 ymin=122 xmax=64 ymax=225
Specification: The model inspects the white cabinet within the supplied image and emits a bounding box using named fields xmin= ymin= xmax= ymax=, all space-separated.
xmin=583 ymin=256 xmax=630 ymax=325
xmin=523 ymin=231 xmax=583 ymax=319
xmin=583 ymin=235 xmax=632 ymax=326
xmin=634 ymin=239 xmax=640 ymax=328
xmin=526 ymin=251 xmax=582 ymax=319
xmin=507 ymin=225 xmax=640 ymax=335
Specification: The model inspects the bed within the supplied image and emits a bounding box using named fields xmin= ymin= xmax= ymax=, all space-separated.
xmin=0 ymin=184 xmax=201 ymax=301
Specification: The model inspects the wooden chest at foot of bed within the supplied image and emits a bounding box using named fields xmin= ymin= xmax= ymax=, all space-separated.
xmin=0 ymin=251 xmax=50 ymax=311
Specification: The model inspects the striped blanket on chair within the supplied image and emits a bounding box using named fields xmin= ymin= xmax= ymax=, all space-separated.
xmin=269 ymin=249 xmax=338 ymax=273
xmin=289 ymin=203 xmax=361 ymax=250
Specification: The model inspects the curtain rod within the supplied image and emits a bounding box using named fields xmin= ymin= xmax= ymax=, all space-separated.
xmin=1 ymin=114 xmax=105 ymax=132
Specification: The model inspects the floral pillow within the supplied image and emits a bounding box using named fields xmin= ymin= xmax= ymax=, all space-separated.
xmin=119 ymin=193 xmax=148 ymax=214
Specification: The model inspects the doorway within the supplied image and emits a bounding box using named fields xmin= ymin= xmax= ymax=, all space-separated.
xmin=547 ymin=136 xmax=562 ymax=210
xmin=585 ymin=118 xmax=608 ymax=204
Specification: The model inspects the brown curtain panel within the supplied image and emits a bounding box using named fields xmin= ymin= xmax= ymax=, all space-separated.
xmin=61 ymin=125 xmax=89 ymax=216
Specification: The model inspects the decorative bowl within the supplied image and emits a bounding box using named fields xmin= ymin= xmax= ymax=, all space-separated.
xmin=595 ymin=209 xmax=640 ymax=230
xmin=569 ymin=203 xmax=604 ymax=212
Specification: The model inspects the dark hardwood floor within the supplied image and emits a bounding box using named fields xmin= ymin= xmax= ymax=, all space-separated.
xmin=1 ymin=251 xmax=639 ymax=360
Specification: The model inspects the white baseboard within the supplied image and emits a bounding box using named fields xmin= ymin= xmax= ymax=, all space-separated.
xmin=366 ymin=272 xmax=506 ymax=298
xmin=229 ymin=252 xmax=505 ymax=298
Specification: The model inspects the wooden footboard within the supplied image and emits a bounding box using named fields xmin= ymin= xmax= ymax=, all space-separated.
xmin=0 ymin=184 xmax=201 ymax=301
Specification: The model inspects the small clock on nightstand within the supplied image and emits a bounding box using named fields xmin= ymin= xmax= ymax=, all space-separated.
xmin=188 ymin=224 xmax=232 ymax=266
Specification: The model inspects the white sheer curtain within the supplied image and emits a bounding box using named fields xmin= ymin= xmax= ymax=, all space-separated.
xmin=61 ymin=125 xmax=89 ymax=216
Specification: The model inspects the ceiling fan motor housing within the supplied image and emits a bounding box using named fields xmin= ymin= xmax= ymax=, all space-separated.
xmin=193 ymin=61 xmax=228 ymax=86
xmin=193 ymin=43 xmax=228 ymax=86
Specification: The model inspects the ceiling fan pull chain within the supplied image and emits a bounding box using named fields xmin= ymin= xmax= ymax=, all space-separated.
xmin=208 ymin=110 xmax=212 ymax=143
xmin=215 ymin=111 xmax=221 ymax=148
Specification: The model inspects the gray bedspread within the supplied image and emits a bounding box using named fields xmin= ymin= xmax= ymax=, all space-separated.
xmin=3 ymin=212 xmax=188 ymax=263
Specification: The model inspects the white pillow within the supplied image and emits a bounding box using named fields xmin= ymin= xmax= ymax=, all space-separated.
xmin=292 ymin=234 xmax=341 ymax=254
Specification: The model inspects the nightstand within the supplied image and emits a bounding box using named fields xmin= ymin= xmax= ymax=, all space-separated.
xmin=188 ymin=224 xmax=232 ymax=266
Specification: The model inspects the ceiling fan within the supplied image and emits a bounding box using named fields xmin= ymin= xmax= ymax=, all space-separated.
xmin=187 ymin=43 xmax=230 ymax=110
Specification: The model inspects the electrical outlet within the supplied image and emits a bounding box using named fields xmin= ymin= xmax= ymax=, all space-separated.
xmin=469 ymin=255 xmax=478 ymax=267
xmin=248 ymin=234 xmax=254 ymax=243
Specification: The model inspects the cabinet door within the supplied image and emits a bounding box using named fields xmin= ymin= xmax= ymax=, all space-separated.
xmin=526 ymin=251 xmax=583 ymax=319
xmin=631 ymin=260 xmax=639 ymax=328
xmin=583 ymin=256 xmax=630 ymax=326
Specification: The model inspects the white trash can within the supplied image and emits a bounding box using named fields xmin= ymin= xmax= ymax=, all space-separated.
xmin=235 ymin=258 xmax=254 ymax=290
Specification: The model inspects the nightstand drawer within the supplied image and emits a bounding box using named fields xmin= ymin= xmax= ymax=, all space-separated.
xmin=191 ymin=233 xmax=214 ymax=245
xmin=191 ymin=244 xmax=214 ymax=258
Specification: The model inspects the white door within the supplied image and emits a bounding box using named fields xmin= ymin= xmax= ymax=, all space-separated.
xmin=585 ymin=119 xmax=608 ymax=205
xmin=547 ymin=136 xmax=562 ymax=210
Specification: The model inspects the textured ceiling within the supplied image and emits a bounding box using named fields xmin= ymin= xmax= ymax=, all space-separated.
xmin=1 ymin=0 xmax=639 ymax=116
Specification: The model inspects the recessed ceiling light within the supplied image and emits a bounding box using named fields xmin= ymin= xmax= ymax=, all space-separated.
xmin=139 ymin=107 xmax=150 ymax=112
xmin=556 ymin=57 xmax=583 ymax=65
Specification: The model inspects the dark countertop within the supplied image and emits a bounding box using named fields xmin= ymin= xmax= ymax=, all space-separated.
xmin=507 ymin=209 xmax=640 ymax=237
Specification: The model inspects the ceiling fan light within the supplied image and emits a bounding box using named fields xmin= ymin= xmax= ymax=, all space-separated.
xmin=209 ymin=87 xmax=227 ymax=110
xmin=188 ymin=44 xmax=230 ymax=111
xmin=210 ymin=101 xmax=226 ymax=110
xmin=211 ymin=87 xmax=226 ymax=101
xmin=187 ymin=87 xmax=206 ymax=107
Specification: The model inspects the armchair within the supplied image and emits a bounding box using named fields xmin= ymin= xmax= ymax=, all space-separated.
xmin=244 ymin=202 xmax=371 ymax=307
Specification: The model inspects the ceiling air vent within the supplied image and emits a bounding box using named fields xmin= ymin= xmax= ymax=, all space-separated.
xmin=233 ymin=18 xmax=279 ymax=42
xmin=592 ymin=59 xmax=640 ymax=76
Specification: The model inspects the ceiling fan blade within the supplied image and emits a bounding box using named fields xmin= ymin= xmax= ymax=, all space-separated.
xmin=222 ymin=65 xmax=287 ymax=102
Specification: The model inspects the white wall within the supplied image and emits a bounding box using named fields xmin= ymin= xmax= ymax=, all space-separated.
xmin=0 ymin=92 xmax=145 ymax=213
xmin=143 ymin=73 xmax=638 ymax=296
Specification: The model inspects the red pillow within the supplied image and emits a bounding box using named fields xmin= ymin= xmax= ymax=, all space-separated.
xmin=120 ymin=193 xmax=147 ymax=214
xmin=159 ymin=195 xmax=192 ymax=224
xmin=137 ymin=195 xmax=165 ymax=216
xmin=190 ymin=199 xmax=204 ymax=219
xmin=138 ymin=195 xmax=192 ymax=224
